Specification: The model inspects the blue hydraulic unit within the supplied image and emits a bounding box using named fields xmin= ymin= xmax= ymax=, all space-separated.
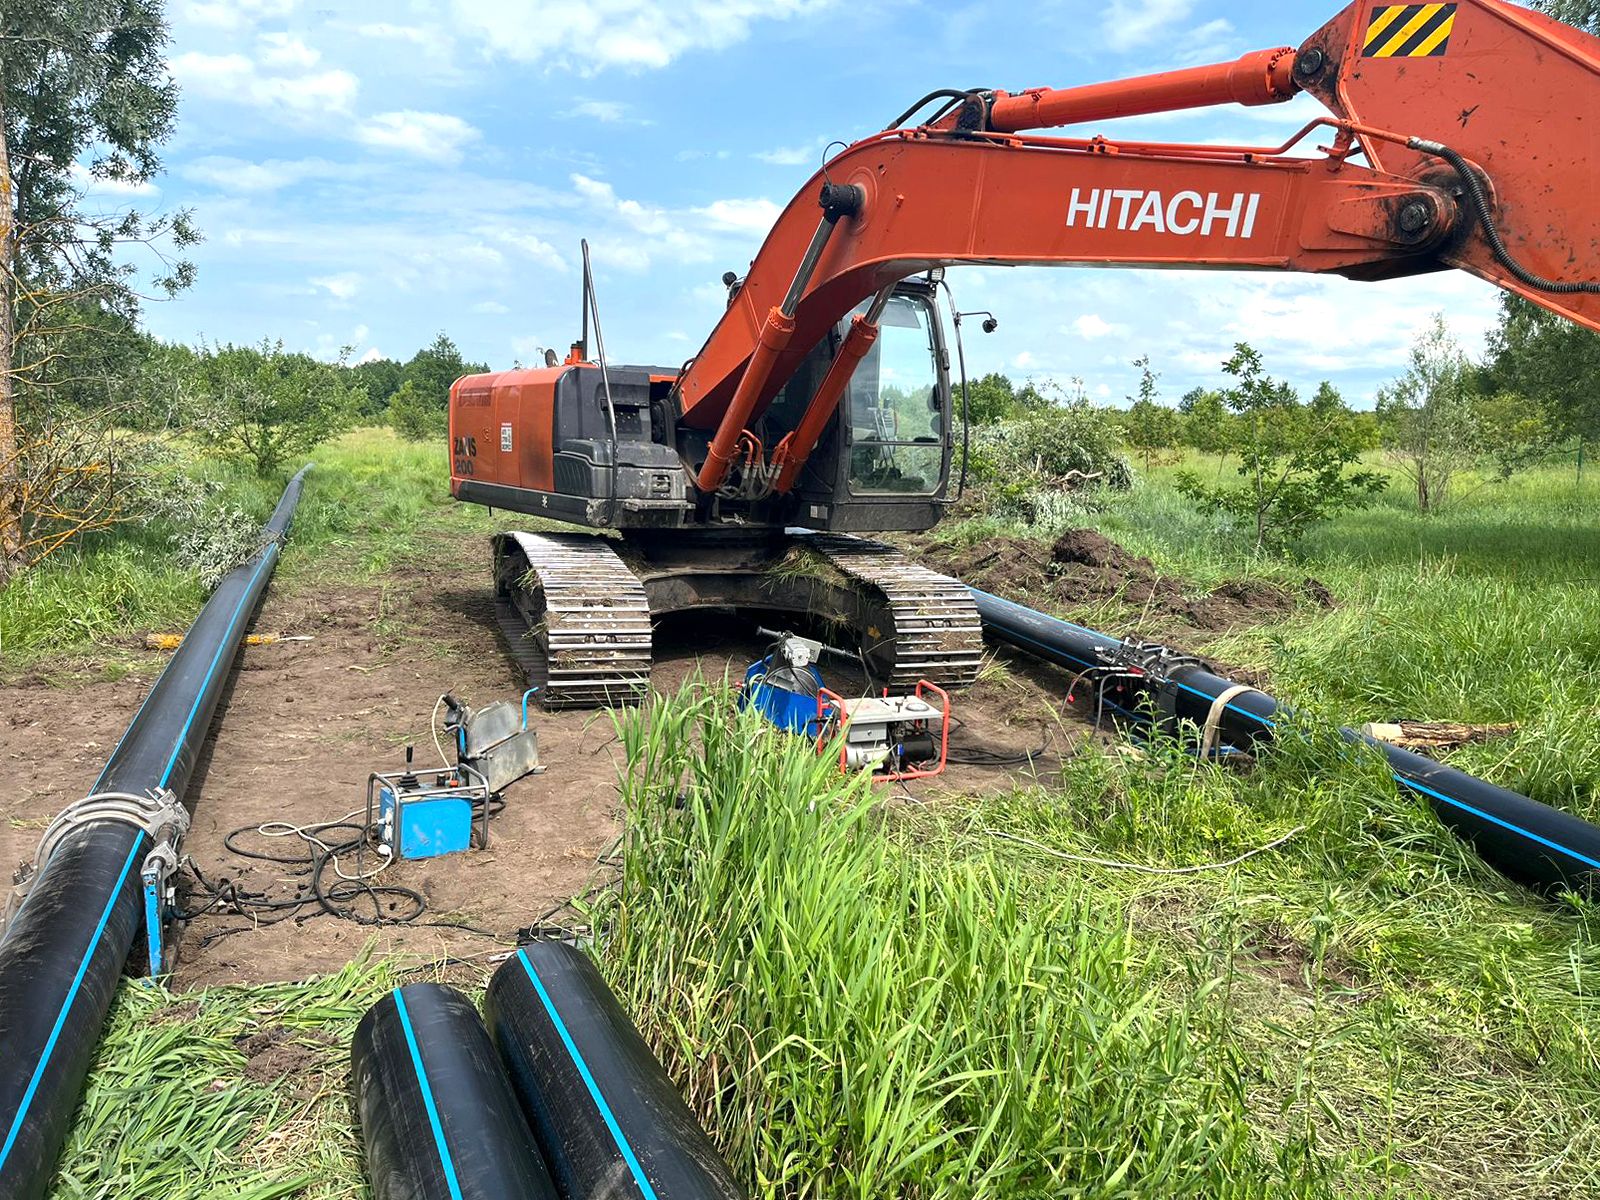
xmin=741 ymin=628 xmax=861 ymax=734
xmin=366 ymin=690 xmax=544 ymax=862
xmin=368 ymin=752 xmax=488 ymax=861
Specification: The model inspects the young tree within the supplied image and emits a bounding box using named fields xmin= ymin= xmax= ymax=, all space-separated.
xmin=1178 ymin=387 xmax=1225 ymax=446
xmin=352 ymin=355 xmax=405 ymax=417
xmin=1122 ymin=355 xmax=1178 ymax=470
xmin=393 ymin=333 xmax=487 ymax=440
xmin=963 ymin=372 xmax=1018 ymax=424
xmin=1 ymin=0 xmax=196 ymax=579
xmin=1377 ymin=315 xmax=1482 ymax=513
xmin=387 ymin=378 xmax=442 ymax=442
xmin=1176 ymin=344 xmax=1386 ymax=553
xmin=192 ymin=341 xmax=361 ymax=476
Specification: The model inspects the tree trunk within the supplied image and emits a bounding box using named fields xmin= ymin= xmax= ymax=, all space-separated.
xmin=0 ymin=103 xmax=21 ymax=582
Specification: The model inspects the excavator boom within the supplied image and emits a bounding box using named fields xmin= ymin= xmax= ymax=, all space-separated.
xmin=675 ymin=0 xmax=1600 ymax=492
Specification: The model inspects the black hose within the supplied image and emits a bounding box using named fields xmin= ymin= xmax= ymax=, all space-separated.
xmin=970 ymin=587 xmax=1600 ymax=893
xmin=352 ymin=983 xmax=559 ymax=1200
xmin=1412 ymin=137 xmax=1600 ymax=295
xmin=485 ymin=942 xmax=746 ymax=1200
xmin=885 ymin=88 xmax=983 ymax=131
xmin=0 ymin=466 xmax=310 ymax=1200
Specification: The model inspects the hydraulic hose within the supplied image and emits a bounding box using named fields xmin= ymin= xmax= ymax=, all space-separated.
xmin=485 ymin=942 xmax=746 ymax=1200
xmin=352 ymin=984 xmax=559 ymax=1200
xmin=0 ymin=465 xmax=311 ymax=1200
xmin=970 ymin=587 xmax=1600 ymax=893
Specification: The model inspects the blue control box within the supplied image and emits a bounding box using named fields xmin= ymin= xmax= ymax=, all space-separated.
xmin=379 ymin=787 xmax=474 ymax=860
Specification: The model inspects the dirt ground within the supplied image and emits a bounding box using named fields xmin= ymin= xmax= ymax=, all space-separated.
xmin=0 ymin=549 xmax=1082 ymax=990
xmin=905 ymin=527 xmax=1335 ymax=684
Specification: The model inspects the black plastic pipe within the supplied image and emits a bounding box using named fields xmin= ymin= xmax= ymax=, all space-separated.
xmin=485 ymin=942 xmax=746 ymax=1200
xmin=970 ymin=587 xmax=1600 ymax=892
xmin=352 ymin=983 xmax=559 ymax=1200
xmin=0 ymin=466 xmax=310 ymax=1200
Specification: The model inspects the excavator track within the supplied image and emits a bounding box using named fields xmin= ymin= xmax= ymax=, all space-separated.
xmin=802 ymin=534 xmax=986 ymax=692
xmin=495 ymin=532 xmax=652 ymax=709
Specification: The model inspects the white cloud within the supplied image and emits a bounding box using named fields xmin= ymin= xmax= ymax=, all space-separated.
xmin=257 ymin=33 xmax=321 ymax=70
xmin=312 ymin=273 xmax=362 ymax=301
xmin=1070 ymin=314 xmax=1126 ymax=340
xmin=449 ymin=0 xmax=835 ymax=72
xmin=358 ymin=346 xmax=385 ymax=364
xmin=1013 ymin=350 xmax=1037 ymax=369
xmin=570 ymin=173 xmax=773 ymax=271
xmin=355 ymin=111 xmax=481 ymax=164
xmin=69 ymin=163 xmax=159 ymax=197
xmin=358 ymin=23 xmax=433 ymax=44
xmin=562 ymin=99 xmax=654 ymax=125
xmin=473 ymin=300 xmax=512 ymax=315
xmin=170 ymin=50 xmax=358 ymax=118
xmin=181 ymin=156 xmax=343 ymax=193
xmin=754 ymin=139 xmax=824 ymax=166
xmin=495 ymin=231 xmax=568 ymax=272
xmin=695 ymin=197 xmax=781 ymax=233
xmin=1102 ymin=0 xmax=1195 ymax=52
xmin=181 ymin=0 xmax=297 ymax=30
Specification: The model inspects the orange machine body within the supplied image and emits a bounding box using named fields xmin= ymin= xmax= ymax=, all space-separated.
xmin=450 ymin=362 xmax=690 ymax=525
xmin=450 ymin=368 xmax=563 ymax=495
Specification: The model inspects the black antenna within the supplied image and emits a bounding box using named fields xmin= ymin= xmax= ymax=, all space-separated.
xmin=579 ymin=239 xmax=592 ymax=360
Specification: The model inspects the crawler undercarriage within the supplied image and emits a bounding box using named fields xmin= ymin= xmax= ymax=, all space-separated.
xmin=493 ymin=530 xmax=984 ymax=708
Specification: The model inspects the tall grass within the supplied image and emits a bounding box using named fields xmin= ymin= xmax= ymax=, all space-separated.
xmin=597 ymin=686 xmax=1600 ymax=1198
xmin=598 ymin=689 xmax=1372 ymax=1198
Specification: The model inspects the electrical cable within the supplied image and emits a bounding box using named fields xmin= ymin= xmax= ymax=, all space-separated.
xmin=179 ymin=796 xmax=504 ymax=940
xmin=1412 ymin=136 xmax=1600 ymax=295
xmin=942 ymin=714 xmax=1052 ymax=768
xmin=431 ymin=694 xmax=453 ymax=769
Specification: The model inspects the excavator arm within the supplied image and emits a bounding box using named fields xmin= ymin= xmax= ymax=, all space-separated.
xmin=676 ymin=0 xmax=1600 ymax=494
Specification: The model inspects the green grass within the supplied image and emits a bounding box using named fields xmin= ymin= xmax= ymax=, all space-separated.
xmin=0 ymin=428 xmax=497 ymax=671
xmin=596 ymin=686 xmax=1600 ymax=1199
xmin=48 ymin=956 xmax=394 ymax=1200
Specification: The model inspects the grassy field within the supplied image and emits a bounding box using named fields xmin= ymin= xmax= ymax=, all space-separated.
xmin=14 ymin=435 xmax=1600 ymax=1197
xmin=0 ymin=429 xmax=499 ymax=675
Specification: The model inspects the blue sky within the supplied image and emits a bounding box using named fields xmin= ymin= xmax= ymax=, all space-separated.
xmin=106 ymin=0 xmax=1508 ymax=407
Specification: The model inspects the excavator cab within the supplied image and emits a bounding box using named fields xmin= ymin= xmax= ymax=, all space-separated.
xmin=778 ymin=279 xmax=955 ymax=533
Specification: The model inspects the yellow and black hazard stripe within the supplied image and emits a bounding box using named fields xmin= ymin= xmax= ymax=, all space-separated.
xmin=1363 ymin=3 xmax=1457 ymax=57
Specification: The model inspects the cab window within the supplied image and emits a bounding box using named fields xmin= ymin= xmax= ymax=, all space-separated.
xmin=846 ymin=295 xmax=943 ymax=495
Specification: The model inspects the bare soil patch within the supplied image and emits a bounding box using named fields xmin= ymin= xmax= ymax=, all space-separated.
xmin=912 ymin=527 xmax=1333 ymax=644
xmin=0 ymin=538 xmax=1084 ymax=990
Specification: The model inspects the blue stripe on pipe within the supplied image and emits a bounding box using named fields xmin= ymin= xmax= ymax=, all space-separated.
xmin=516 ymin=949 xmax=660 ymax=1200
xmin=1394 ymin=774 xmax=1600 ymax=872
xmin=0 ymin=836 xmax=146 ymax=1173
xmin=392 ymin=988 xmax=466 ymax=1200
xmin=157 ymin=543 xmax=278 ymax=789
xmin=1171 ymin=673 xmax=1600 ymax=871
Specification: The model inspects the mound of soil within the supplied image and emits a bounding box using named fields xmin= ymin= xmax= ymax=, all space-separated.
xmin=913 ymin=528 xmax=1330 ymax=643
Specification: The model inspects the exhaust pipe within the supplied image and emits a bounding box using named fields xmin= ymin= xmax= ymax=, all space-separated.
xmin=970 ymin=587 xmax=1600 ymax=892
xmin=0 ymin=466 xmax=310 ymax=1200
xmin=352 ymin=983 xmax=559 ymax=1200
xmin=485 ymin=941 xmax=746 ymax=1200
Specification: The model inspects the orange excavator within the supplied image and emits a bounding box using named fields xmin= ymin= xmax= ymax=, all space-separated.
xmin=450 ymin=0 xmax=1600 ymax=706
